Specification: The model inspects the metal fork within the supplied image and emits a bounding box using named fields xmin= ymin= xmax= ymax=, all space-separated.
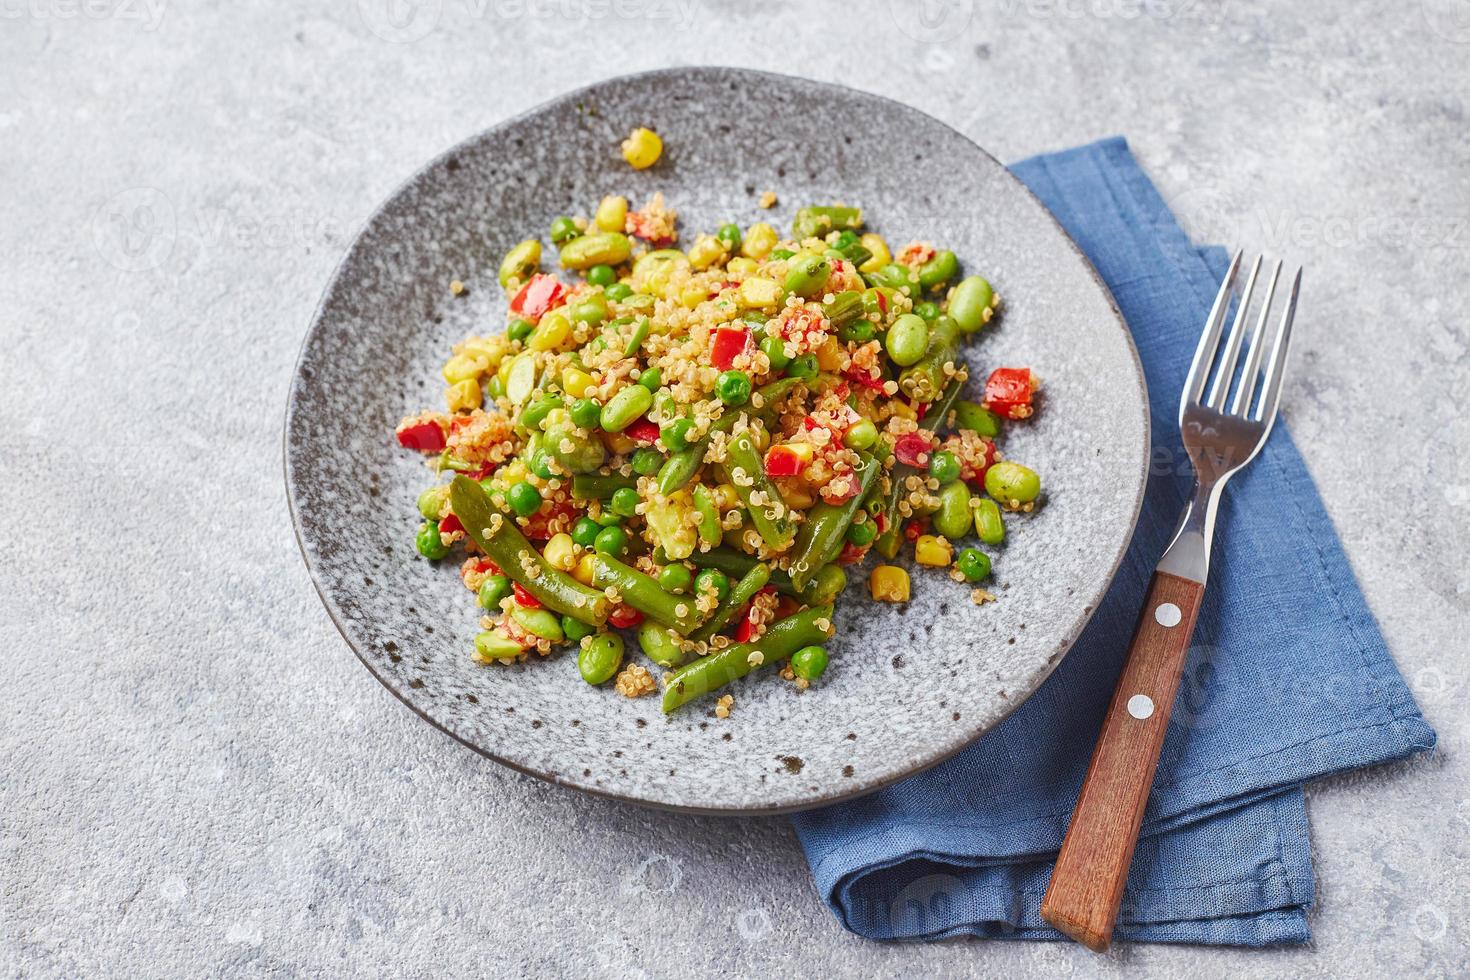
xmin=1040 ymin=252 xmax=1302 ymax=952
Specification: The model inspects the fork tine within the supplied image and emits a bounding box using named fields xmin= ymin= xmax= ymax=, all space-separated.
xmin=1252 ymin=267 xmax=1302 ymax=424
xmin=1182 ymin=250 xmax=1242 ymax=413
xmin=1206 ymin=255 xmax=1262 ymax=410
xmin=1230 ymin=259 xmax=1283 ymax=416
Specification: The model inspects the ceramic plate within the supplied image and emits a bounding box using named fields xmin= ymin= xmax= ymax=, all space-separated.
xmin=285 ymin=68 xmax=1148 ymax=814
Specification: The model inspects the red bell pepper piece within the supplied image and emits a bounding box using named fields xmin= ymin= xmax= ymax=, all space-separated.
xmin=763 ymin=443 xmax=810 ymax=477
xmin=837 ymin=542 xmax=868 ymax=566
xmin=894 ymin=431 xmax=935 ymax=468
xmin=903 ymin=520 xmax=924 ymax=542
xmin=624 ymin=417 xmax=659 ymax=444
xmin=608 ymin=605 xmax=643 ymax=629
xmin=984 ymin=367 xmax=1036 ymax=420
xmin=509 ymin=274 xmax=566 ymax=320
xmin=512 ymin=582 xmax=541 ymax=608
xmin=710 ymin=326 xmax=750 ymax=370
xmin=438 ymin=512 xmax=464 ymax=537
xmin=395 ymin=417 xmax=447 ymax=452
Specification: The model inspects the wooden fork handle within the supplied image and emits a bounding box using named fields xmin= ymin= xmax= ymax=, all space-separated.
xmin=1040 ymin=570 xmax=1206 ymax=951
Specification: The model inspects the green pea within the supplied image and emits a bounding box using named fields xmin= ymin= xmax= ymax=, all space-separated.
xmin=949 ymin=276 xmax=995 ymax=334
xmin=759 ymin=335 xmax=790 ymax=371
xmin=545 ymin=424 xmax=606 ymax=474
xmin=716 ymin=370 xmax=752 ymax=406
xmin=587 ymin=264 xmax=617 ymax=287
xmin=594 ymin=525 xmax=628 ymax=556
xmin=528 ymin=451 xmax=556 ymax=480
xmin=511 ymin=605 xmax=564 ymax=642
xmin=838 ymin=320 xmax=876 ymax=343
xmin=559 ymin=232 xmax=632 ymax=270
xmin=845 ymin=520 xmax=877 ymax=547
xmin=610 ymin=486 xmax=640 ymax=517
xmin=415 ymin=521 xmax=450 ymax=560
xmin=498 ymin=239 xmax=541 ymax=289
xmin=791 ymin=645 xmax=828 ymax=681
xmin=632 ymin=448 xmax=664 ymax=476
xmin=784 ymin=254 xmax=831 ymax=298
xmin=912 ymin=300 xmax=940 ymax=321
xmin=929 ymin=450 xmax=961 ymax=484
xmin=562 ymin=615 xmax=596 ymax=644
xmin=417 ymin=485 xmax=448 ymax=520
xmin=508 ymin=482 xmax=542 ymax=517
xmin=638 ymin=620 xmax=689 ymax=669
xmin=657 ymin=563 xmax=692 ymax=593
xmin=507 ymin=318 xmax=534 ymax=343
xmin=638 ymin=366 xmax=662 ymax=391
xmin=694 ymin=568 xmax=729 ymax=604
xmin=786 ymin=354 xmax=820 ymax=380
xmin=972 ymin=497 xmax=1006 ymax=545
xmin=475 ymin=630 xmax=524 ymax=661
xmin=956 ymin=548 xmax=991 ymax=582
xmin=592 ymin=510 xmax=625 ymax=527
xmin=550 ymin=216 xmax=580 ymax=244
xmin=933 ymin=480 xmax=974 ymax=540
xmin=600 ymin=384 xmax=654 ymax=432
xmin=867 ymin=262 xmax=919 ymax=296
xmin=570 ymin=295 xmax=609 ymax=326
xmin=918 ymin=249 xmax=958 ymax=290
xmin=605 ymin=282 xmax=633 ymax=302
xmin=716 ymin=223 xmax=742 ymax=249
xmin=984 ymin=461 xmax=1041 ymax=509
xmin=843 ymin=418 xmax=878 ymax=451
xmin=486 ymin=374 xmax=506 ymax=400
xmin=570 ymin=398 xmax=602 ymax=430
xmin=661 ymin=417 xmax=696 ymax=452
xmin=571 ymin=516 xmax=601 ymax=547
xmin=886 ymin=313 xmax=929 ymax=367
xmin=578 ymin=633 xmax=625 ymax=685
xmin=478 ymin=574 xmax=512 ymax=609
xmin=953 ymin=399 xmax=1001 ymax=438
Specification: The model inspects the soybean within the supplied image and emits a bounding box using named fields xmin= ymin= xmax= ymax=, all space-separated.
xmin=638 ymin=621 xmax=690 ymax=669
xmin=511 ymin=605 xmax=564 ymax=642
xmin=784 ymin=254 xmax=831 ymax=298
xmin=600 ymin=384 xmax=653 ymax=432
xmin=498 ymin=239 xmax=541 ymax=288
xmin=886 ymin=313 xmax=929 ymax=367
xmin=972 ymin=497 xmax=1006 ymax=545
xmin=578 ymin=633 xmax=625 ymax=685
xmin=918 ymin=249 xmax=958 ymax=290
xmin=560 ymin=232 xmax=632 ymax=270
xmin=932 ymin=481 xmax=973 ymax=540
xmin=985 ymin=461 xmax=1041 ymax=509
xmin=949 ymin=275 xmax=995 ymax=334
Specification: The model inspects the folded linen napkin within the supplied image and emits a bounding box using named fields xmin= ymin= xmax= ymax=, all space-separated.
xmin=790 ymin=137 xmax=1436 ymax=946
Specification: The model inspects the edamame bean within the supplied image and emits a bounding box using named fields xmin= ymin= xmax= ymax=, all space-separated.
xmin=784 ymin=254 xmax=831 ymax=298
xmin=594 ymin=195 xmax=627 ymax=233
xmin=984 ymin=461 xmax=1041 ymax=509
xmin=600 ymin=385 xmax=653 ymax=432
xmin=918 ymin=249 xmax=957 ymax=289
xmin=972 ymin=497 xmax=1006 ymax=545
xmin=605 ymin=282 xmax=633 ymax=301
xmin=760 ymin=335 xmax=790 ymax=371
xmin=506 ymin=318 xmax=534 ymax=343
xmin=475 ymin=631 xmax=523 ymax=661
xmin=511 ymin=605 xmax=564 ymax=642
xmin=932 ymin=480 xmax=973 ymax=539
xmin=886 ymin=313 xmax=929 ymax=367
xmin=498 ymin=239 xmax=541 ymax=288
xmin=479 ymin=574 xmax=512 ymax=609
xmin=560 ymin=232 xmax=632 ymax=270
xmin=549 ymin=216 xmax=579 ymax=244
xmin=578 ymin=633 xmax=625 ymax=684
xmin=638 ymin=620 xmax=689 ymax=669
xmin=562 ymin=615 xmax=596 ymax=644
xmin=571 ymin=295 xmax=609 ymax=326
xmin=949 ymin=275 xmax=995 ymax=334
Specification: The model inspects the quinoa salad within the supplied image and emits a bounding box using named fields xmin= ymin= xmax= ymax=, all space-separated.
xmin=394 ymin=130 xmax=1042 ymax=715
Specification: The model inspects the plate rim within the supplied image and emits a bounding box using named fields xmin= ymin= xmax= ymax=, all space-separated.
xmin=283 ymin=65 xmax=1151 ymax=816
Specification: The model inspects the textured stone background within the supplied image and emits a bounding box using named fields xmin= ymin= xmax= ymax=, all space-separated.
xmin=3 ymin=1 xmax=1467 ymax=976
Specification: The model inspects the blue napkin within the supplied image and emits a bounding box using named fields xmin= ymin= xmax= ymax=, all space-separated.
xmin=790 ymin=137 xmax=1436 ymax=946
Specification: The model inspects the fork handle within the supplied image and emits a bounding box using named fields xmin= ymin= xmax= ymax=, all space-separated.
xmin=1040 ymin=570 xmax=1206 ymax=952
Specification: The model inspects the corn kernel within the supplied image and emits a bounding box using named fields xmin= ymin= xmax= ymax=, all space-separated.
xmin=712 ymin=484 xmax=739 ymax=510
xmin=602 ymin=430 xmax=637 ymax=455
xmin=442 ymin=353 xmax=485 ymax=385
xmin=679 ymin=284 xmax=707 ymax=308
xmin=621 ymin=127 xmax=662 ymax=170
xmin=543 ymin=533 xmax=578 ymax=571
xmin=573 ymin=553 xmax=597 ymax=586
xmin=742 ymin=222 xmax=778 ymax=260
xmin=859 ymin=233 xmax=891 ymax=273
xmin=814 ymin=337 xmax=844 ymax=371
xmin=869 ymin=564 xmax=910 ymax=602
xmin=595 ymin=195 xmax=628 ymax=232
xmin=781 ymin=484 xmax=814 ymax=509
xmin=528 ymin=310 xmax=571 ymax=351
xmin=888 ymin=400 xmax=917 ymax=421
xmin=915 ymin=535 xmax=953 ymax=567
xmin=687 ymin=234 xmax=726 ymax=270
xmin=738 ymin=277 xmax=781 ymax=309
xmin=445 ymin=379 xmax=482 ymax=413
xmin=501 ymin=460 xmax=526 ymax=484
xmin=460 ymin=335 xmax=508 ymax=371
xmin=726 ymin=257 xmax=758 ymax=278
xmin=562 ymin=367 xmax=595 ymax=399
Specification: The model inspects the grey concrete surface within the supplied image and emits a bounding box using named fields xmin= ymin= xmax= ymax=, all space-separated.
xmin=2 ymin=1 xmax=1467 ymax=976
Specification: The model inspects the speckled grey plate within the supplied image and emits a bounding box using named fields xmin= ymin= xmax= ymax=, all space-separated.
xmin=285 ymin=67 xmax=1148 ymax=815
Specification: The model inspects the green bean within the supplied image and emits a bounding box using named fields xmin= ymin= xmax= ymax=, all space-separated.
xmin=591 ymin=554 xmax=705 ymax=635
xmin=638 ymin=620 xmax=691 ymax=669
xmin=600 ymin=384 xmax=653 ymax=432
xmin=898 ymin=314 xmax=963 ymax=401
xmin=725 ymin=431 xmax=794 ymax=551
xmin=985 ymin=461 xmax=1041 ymax=509
xmin=570 ymin=472 xmax=637 ymax=500
xmin=449 ymin=476 xmax=610 ymax=624
xmin=886 ymin=313 xmax=929 ymax=367
xmin=787 ymin=454 xmax=879 ymax=590
xmin=578 ymin=633 xmax=624 ymax=684
xmin=655 ymin=379 xmax=802 ymax=495
xmin=839 ymin=241 xmax=873 ymax=268
xmin=661 ymin=605 xmax=835 ymax=713
xmin=784 ymin=254 xmax=831 ymax=298
xmin=692 ymin=484 xmax=722 ymax=548
xmin=949 ymin=275 xmax=996 ymax=334
xmin=792 ymin=206 xmax=862 ymax=241
xmin=821 ymin=290 xmax=864 ymax=330
xmin=873 ymin=378 xmax=966 ymax=556
xmin=689 ymin=562 xmax=771 ymax=642
xmin=498 ymin=239 xmax=541 ymax=288
xmin=972 ymin=496 xmax=1006 ymax=545
xmin=932 ymin=480 xmax=973 ymax=540
xmin=620 ymin=316 xmax=650 ymax=357
xmin=918 ymin=249 xmax=958 ymax=290
xmin=953 ymin=399 xmax=1001 ymax=438
xmin=559 ymin=232 xmax=632 ymax=270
